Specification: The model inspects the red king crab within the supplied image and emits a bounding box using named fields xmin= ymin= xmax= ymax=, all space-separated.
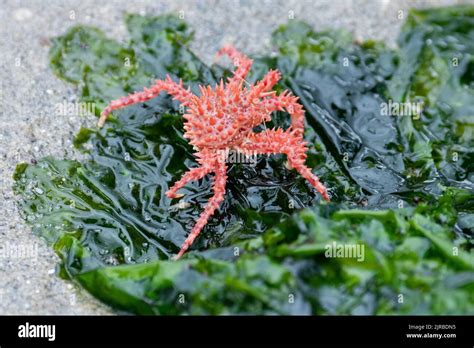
xmin=98 ymin=45 xmax=330 ymax=259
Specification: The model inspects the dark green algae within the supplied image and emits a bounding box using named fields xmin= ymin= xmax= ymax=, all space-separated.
xmin=13 ymin=7 xmax=474 ymax=314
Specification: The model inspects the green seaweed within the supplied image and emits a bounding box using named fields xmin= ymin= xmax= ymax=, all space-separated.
xmin=13 ymin=7 xmax=474 ymax=314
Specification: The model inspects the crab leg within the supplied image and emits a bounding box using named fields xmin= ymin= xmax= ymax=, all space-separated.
xmin=247 ymin=69 xmax=281 ymax=101
xmin=173 ymin=163 xmax=227 ymax=260
xmin=238 ymin=130 xmax=330 ymax=202
xmin=262 ymin=92 xmax=306 ymax=136
xmin=216 ymin=45 xmax=253 ymax=86
xmin=166 ymin=166 xmax=213 ymax=199
xmin=98 ymin=75 xmax=194 ymax=127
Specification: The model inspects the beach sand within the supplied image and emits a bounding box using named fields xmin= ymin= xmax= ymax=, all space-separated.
xmin=0 ymin=0 xmax=470 ymax=314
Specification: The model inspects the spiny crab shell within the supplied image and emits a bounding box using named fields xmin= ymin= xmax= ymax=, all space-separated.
xmin=183 ymin=73 xmax=280 ymax=149
xmin=98 ymin=45 xmax=330 ymax=259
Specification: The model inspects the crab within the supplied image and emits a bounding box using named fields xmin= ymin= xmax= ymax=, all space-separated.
xmin=98 ymin=45 xmax=330 ymax=260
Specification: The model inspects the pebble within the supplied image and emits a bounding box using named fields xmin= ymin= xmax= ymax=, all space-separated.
xmin=13 ymin=8 xmax=33 ymax=21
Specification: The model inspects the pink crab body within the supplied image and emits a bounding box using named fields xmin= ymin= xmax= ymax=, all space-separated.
xmin=99 ymin=46 xmax=330 ymax=259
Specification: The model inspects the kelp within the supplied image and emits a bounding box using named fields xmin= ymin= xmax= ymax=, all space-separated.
xmin=13 ymin=6 xmax=474 ymax=314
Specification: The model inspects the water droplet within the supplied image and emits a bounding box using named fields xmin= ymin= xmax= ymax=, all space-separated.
xmin=178 ymin=201 xmax=191 ymax=209
xmin=33 ymin=187 xmax=44 ymax=195
xmin=27 ymin=215 xmax=36 ymax=222
xmin=105 ymin=255 xmax=118 ymax=265
xmin=144 ymin=213 xmax=151 ymax=222
xmin=124 ymin=152 xmax=131 ymax=161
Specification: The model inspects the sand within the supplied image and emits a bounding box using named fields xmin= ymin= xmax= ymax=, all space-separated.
xmin=0 ymin=0 xmax=471 ymax=314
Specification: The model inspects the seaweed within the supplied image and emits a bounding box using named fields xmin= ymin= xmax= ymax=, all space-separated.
xmin=13 ymin=7 xmax=474 ymax=314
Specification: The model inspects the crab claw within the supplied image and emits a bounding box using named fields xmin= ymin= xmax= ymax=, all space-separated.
xmin=166 ymin=192 xmax=184 ymax=199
